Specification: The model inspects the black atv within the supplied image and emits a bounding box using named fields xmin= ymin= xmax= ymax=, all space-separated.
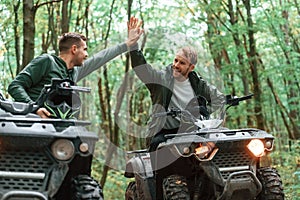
xmin=0 ymin=79 xmax=103 ymax=200
xmin=124 ymin=94 xmax=284 ymax=200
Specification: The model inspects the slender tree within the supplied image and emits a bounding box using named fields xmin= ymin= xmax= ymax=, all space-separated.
xmin=99 ymin=0 xmax=117 ymax=188
xmin=242 ymin=0 xmax=265 ymax=130
xmin=21 ymin=0 xmax=62 ymax=71
xmin=13 ymin=0 xmax=21 ymax=74
xmin=22 ymin=0 xmax=36 ymax=70
xmin=61 ymin=0 xmax=69 ymax=33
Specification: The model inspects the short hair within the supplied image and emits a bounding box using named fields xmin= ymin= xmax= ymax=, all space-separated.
xmin=176 ymin=46 xmax=198 ymax=65
xmin=59 ymin=32 xmax=87 ymax=52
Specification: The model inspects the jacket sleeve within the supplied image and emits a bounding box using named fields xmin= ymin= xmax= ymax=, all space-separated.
xmin=73 ymin=43 xmax=128 ymax=82
xmin=8 ymin=55 xmax=50 ymax=103
xmin=129 ymin=49 xmax=166 ymax=89
xmin=130 ymin=49 xmax=147 ymax=68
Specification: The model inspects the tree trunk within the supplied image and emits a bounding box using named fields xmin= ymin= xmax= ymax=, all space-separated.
xmin=22 ymin=0 xmax=36 ymax=70
xmin=228 ymin=0 xmax=252 ymax=127
xmin=279 ymin=5 xmax=300 ymax=139
xmin=100 ymin=0 xmax=117 ymax=188
xmin=266 ymin=78 xmax=296 ymax=139
xmin=13 ymin=0 xmax=21 ymax=75
xmin=242 ymin=0 xmax=265 ymax=130
xmin=61 ymin=0 xmax=69 ymax=33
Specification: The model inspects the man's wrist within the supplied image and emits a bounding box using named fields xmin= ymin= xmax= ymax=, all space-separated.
xmin=126 ymin=43 xmax=139 ymax=51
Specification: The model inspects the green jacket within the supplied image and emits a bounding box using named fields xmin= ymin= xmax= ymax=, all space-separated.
xmin=8 ymin=43 xmax=128 ymax=103
xmin=130 ymin=49 xmax=225 ymax=138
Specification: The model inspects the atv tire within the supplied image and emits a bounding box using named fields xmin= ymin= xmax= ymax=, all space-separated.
xmin=256 ymin=167 xmax=284 ymax=200
xmin=125 ymin=181 xmax=138 ymax=200
xmin=163 ymin=174 xmax=190 ymax=200
xmin=71 ymin=175 xmax=104 ymax=200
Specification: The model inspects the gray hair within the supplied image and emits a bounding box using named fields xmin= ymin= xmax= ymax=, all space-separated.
xmin=176 ymin=46 xmax=198 ymax=65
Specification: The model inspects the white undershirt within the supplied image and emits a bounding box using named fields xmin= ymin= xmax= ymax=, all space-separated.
xmin=164 ymin=78 xmax=195 ymax=129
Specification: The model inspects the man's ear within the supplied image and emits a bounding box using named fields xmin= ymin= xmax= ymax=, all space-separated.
xmin=189 ymin=64 xmax=195 ymax=71
xmin=71 ymin=45 xmax=77 ymax=54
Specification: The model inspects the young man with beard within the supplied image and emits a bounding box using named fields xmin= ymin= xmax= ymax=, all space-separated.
xmin=8 ymin=17 xmax=143 ymax=118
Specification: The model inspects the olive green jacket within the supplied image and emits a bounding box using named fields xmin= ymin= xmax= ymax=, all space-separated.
xmin=8 ymin=43 xmax=128 ymax=103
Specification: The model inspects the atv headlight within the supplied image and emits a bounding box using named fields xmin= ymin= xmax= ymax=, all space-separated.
xmin=194 ymin=142 xmax=216 ymax=159
xmin=79 ymin=142 xmax=89 ymax=153
xmin=247 ymin=139 xmax=265 ymax=157
xmin=51 ymin=139 xmax=75 ymax=161
xmin=265 ymin=139 xmax=273 ymax=150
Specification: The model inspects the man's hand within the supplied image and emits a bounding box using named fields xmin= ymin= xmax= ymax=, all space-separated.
xmin=126 ymin=16 xmax=144 ymax=47
xmin=36 ymin=107 xmax=51 ymax=118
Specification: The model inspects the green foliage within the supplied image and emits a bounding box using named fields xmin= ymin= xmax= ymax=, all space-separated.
xmin=271 ymin=140 xmax=300 ymax=199
xmin=104 ymin=170 xmax=131 ymax=200
xmin=0 ymin=0 xmax=299 ymax=198
xmin=92 ymin=163 xmax=132 ymax=200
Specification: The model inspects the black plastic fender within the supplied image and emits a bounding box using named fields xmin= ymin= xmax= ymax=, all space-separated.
xmin=125 ymin=150 xmax=153 ymax=179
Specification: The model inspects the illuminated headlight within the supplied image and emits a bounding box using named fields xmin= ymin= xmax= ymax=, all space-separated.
xmin=51 ymin=139 xmax=75 ymax=161
xmin=247 ymin=139 xmax=265 ymax=157
xmin=194 ymin=142 xmax=215 ymax=159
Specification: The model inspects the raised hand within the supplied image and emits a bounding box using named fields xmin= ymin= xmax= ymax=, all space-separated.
xmin=126 ymin=16 xmax=144 ymax=47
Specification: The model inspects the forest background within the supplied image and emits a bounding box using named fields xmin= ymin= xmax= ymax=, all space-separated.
xmin=0 ymin=0 xmax=299 ymax=199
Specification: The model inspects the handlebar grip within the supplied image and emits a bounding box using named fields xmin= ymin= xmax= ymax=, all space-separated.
xmin=238 ymin=94 xmax=254 ymax=101
xmin=70 ymin=86 xmax=91 ymax=93
xmin=152 ymin=108 xmax=181 ymax=118
xmin=226 ymin=93 xmax=254 ymax=106
xmin=152 ymin=112 xmax=167 ymax=118
xmin=56 ymin=85 xmax=91 ymax=93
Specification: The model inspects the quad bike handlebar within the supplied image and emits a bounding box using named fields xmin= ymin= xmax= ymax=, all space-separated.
xmin=44 ymin=78 xmax=91 ymax=94
xmin=151 ymin=94 xmax=253 ymax=124
xmin=225 ymin=94 xmax=254 ymax=114
xmin=226 ymin=94 xmax=254 ymax=106
xmin=151 ymin=108 xmax=182 ymax=118
xmin=0 ymin=78 xmax=90 ymax=116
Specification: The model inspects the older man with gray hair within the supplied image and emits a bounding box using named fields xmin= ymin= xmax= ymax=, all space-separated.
xmin=129 ymin=44 xmax=225 ymax=151
xmin=128 ymin=19 xmax=225 ymax=197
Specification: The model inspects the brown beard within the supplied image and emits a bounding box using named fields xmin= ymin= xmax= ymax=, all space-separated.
xmin=172 ymin=65 xmax=192 ymax=81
